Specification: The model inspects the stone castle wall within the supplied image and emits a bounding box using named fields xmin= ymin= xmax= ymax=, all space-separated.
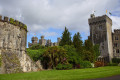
xmin=88 ymin=14 xmax=113 ymax=62
xmin=0 ymin=15 xmax=41 ymax=74
xmin=112 ymin=29 xmax=120 ymax=58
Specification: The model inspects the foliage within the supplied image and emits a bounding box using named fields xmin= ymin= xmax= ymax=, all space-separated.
xmin=26 ymin=48 xmax=45 ymax=61
xmin=59 ymin=27 xmax=72 ymax=46
xmin=23 ymin=24 xmax=27 ymax=30
xmin=56 ymin=63 xmax=73 ymax=70
xmin=79 ymin=61 xmax=92 ymax=68
xmin=112 ymin=58 xmax=120 ymax=63
xmin=29 ymin=44 xmax=45 ymax=50
xmin=42 ymin=46 xmax=68 ymax=69
xmin=94 ymin=61 xmax=104 ymax=67
xmin=84 ymin=38 xmax=96 ymax=62
xmin=94 ymin=44 xmax=100 ymax=59
xmin=73 ymin=32 xmax=83 ymax=52
xmin=62 ymin=45 xmax=82 ymax=68
xmin=9 ymin=18 xmax=14 ymax=24
xmin=107 ymin=63 xmax=118 ymax=66
xmin=82 ymin=50 xmax=95 ymax=63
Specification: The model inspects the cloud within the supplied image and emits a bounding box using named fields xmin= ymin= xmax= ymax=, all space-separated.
xmin=110 ymin=16 xmax=120 ymax=31
xmin=40 ymin=32 xmax=59 ymax=37
xmin=0 ymin=0 xmax=120 ymax=36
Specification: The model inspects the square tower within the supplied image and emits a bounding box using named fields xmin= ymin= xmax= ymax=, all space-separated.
xmin=88 ymin=14 xmax=113 ymax=62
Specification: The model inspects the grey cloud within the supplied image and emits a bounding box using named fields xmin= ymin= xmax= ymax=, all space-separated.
xmin=0 ymin=0 xmax=119 ymax=34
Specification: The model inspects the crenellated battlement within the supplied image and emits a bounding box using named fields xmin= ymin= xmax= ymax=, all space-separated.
xmin=0 ymin=15 xmax=27 ymax=31
xmin=88 ymin=15 xmax=112 ymax=25
xmin=114 ymin=29 xmax=120 ymax=33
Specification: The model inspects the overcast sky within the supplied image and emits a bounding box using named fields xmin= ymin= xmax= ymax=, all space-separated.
xmin=0 ymin=0 xmax=120 ymax=46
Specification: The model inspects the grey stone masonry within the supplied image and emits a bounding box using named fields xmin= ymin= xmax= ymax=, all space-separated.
xmin=112 ymin=29 xmax=120 ymax=58
xmin=0 ymin=15 xmax=40 ymax=74
xmin=88 ymin=14 xmax=113 ymax=62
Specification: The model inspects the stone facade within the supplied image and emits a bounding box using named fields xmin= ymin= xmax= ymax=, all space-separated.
xmin=88 ymin=14 xmax=120 ymax=62
xmin=39 ymin=36 xmax=46 ymax=46
xmin=28 ymin=36 xmax=61 ymax=47
xmin=112 ymin=29 xmax=120 ymax=58
xmin=0 ymin=15 xmax=41 ymax=74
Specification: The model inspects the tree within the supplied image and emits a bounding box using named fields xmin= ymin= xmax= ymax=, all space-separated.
xmin=73 ymin=32 xmax=83 ymax=53
xmin=59 ymin=27 xmax=72 ymax=46
xmin=94 ymin=44 xmax=100 ymax=59
xmin=42 ymin=46 xmax=67 ymax=69
xmin=83 ymin=38 xmax=95 ymax=62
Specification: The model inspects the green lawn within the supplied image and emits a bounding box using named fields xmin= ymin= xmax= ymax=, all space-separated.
xmin=0 ymin=66 xmax=120 ymax=80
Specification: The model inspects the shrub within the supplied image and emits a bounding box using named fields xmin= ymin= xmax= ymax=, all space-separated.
xmin=23 ymin=25 xmax=27 ymax=30
xmin=30 ymin=44 xmax=45 ymax=50
xmin=107 ymin=63 xmax=118 ymax=66
xmin=94 ymin=61 xmax=104 ymax=67
xmin=9 ymin=18 xmax=14 ymax=24
xmin=112 ymin=58 xmax=120 ymax=63
xmin=56 ymin=64 xmax=73 ymax=70
xmin=26 ymin=48 xmax=45 ymax=61
xmin=80 ymin=61 xmax=92 ymax=68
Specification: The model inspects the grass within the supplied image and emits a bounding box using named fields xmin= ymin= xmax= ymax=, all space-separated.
xmin=0 ymin=66 xmax=120 ymax=80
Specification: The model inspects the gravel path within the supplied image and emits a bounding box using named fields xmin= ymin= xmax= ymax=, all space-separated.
xmin=89 ymin=75 xmax=120 ymax=80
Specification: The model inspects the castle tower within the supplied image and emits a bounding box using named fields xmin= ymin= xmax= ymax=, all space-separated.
xmin=39 ymin=36 xmax=46 ymax=46
xmin=57 ymin=37 xmax=61 ymax=46
xmin=88 ymin=14 xmax=113 ymax=62
xmin=32 ymin=37 xmax=38 ymax=44
xmin=112 ymin=29 xmax=120 ymax=58
xmin=46 ymin=39 xmax=51 ymax=46
xmin=0 ymin=15 xmax=40 ymax=74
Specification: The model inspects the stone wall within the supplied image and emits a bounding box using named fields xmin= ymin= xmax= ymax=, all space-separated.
xmin=0 ymin=15 xmax=41 ymax=74
xmin=88 ymin=14 xmax=113 ymax=62
xmin=112 ymin=29 xmax=120 ymax=58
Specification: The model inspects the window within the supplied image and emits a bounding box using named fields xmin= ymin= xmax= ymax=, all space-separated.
xmin=99 ymin=25 xmax=102 ymax=30
xmin=115 ymin=36 xmax=119 ymax=40
xmin=116 ymin=49 xmax=120 ymax=53
xmin=114 ymin=43 xmax=118 ymax=47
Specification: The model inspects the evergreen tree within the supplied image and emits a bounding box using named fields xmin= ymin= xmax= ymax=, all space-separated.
xmin=73 ymin=32 xmax=83 ymax=49
xmin=84 ymin=38 xmax=95 ymax=62
xmin=59 ymin=27 xmax=72 ymax=46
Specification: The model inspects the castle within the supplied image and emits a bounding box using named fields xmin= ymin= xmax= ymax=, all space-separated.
xmin=28 ymin=36 xmax=61 ymax=47
xmin=0 ymin=15 xmax=41 ymax=74
xmin=88 ymin=14 xmax=120 ymax=62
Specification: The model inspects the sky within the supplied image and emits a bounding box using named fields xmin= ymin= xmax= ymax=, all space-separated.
xmin=0 ymin=0 xmax=120 ymax=47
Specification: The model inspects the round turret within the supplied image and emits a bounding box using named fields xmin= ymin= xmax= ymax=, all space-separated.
xmin=32 ymin=37 xmax=38 ymax=43
xmin=41 ymin=35 xmax=44 ymax=39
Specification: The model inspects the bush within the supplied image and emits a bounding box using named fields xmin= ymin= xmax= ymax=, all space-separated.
xmin=56 ymin=64 xmax=73 ymax=70
xmin=26 ymin=48 xmax=45 ymax=61
xmin=80 ymin=61 xmax=92 ymax=68
xmin=9 ymin=18 xmax=14 ymax=24
xmin=107 ymin=63 xmax=118 ymax=66
xmin=30 ymin=44 xmax=45 ymax=50
xmin=112 ymin=58 xmax=120 ymax=63
xmin=23 ymin=25 xmax=27 ymax=30
xmin=94 ymin=61 xmax=104 ymax=67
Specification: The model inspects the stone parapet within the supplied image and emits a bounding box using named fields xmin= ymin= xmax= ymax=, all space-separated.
xmin=0 ymin=15 xmax=27 ymax=31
